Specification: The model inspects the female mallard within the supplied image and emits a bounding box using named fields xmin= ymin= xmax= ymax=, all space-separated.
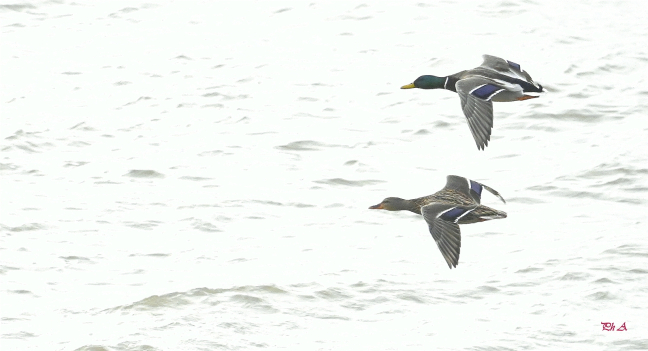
xmin=369 ymin=175 xmax=507 ymax=269
xmin=401 ymin=55 xmax=544 ymax=150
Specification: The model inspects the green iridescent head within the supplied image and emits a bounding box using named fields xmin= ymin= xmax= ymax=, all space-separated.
xmin=401 ymin=75 xmax=446 ymax=90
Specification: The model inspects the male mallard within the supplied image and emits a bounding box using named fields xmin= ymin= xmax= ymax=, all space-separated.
xmin=401 ymin=55 xmax=544 ymax=150
xmin=369 ymin=175 xmax=507 ymax=269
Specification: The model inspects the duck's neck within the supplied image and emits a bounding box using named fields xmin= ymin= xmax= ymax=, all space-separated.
xmin=421 ymin=75 xmax=460 ymax=92
xmin=443 ymin=75 xmax=460 ymax=93
xmin=394 ymin=198 xmax=421 ymax=214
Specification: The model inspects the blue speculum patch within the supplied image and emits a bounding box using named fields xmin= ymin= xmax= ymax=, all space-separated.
xmin=471 ymin=84 xmax=501 ymax=100
xmin=507 ymin=60 xmax=521 ymax=71
xmin=441 ymin=207 xmax=468 ymax=221
xmin=470 ymin=180 xmax=482 ymax=195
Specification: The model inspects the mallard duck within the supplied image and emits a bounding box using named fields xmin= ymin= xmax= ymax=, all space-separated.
xmin=369 ymin=175 xmax=507 ymax=269
xmin=401 ymin=55 xmax=544 ymax=150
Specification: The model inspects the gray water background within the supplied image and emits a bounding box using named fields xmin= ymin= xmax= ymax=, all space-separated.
xmin=1 ymin=1 xmax=647 ymax=350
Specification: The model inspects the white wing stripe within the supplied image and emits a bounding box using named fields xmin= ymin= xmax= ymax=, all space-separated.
xmin=454 ymin=208 xmax=475 ymax=223
xmin=436 ymin=206 xmax=456 ymax=218
xmin=468 ymin=84 xmax=487 ymax=95
xmin=486 ymin=88 xmax=505 ymax=101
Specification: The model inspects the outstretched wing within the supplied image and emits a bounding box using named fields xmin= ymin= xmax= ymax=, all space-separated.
xmin=421 ymin=203 xmax=473 ymax=269
xmin=443 ymin=175 xmax=507 ymax=204
xmin=455 ymin=77 xmax=497 ymax=150
xmin=480 ymin=54 xmax=541 ymax=90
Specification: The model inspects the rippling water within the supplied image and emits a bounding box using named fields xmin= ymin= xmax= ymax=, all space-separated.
xmin=1 ymin=1 xmax=647 ymax=350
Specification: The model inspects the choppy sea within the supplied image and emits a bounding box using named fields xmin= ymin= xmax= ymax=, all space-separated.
xmin=1 ymin=1 xmax=647 ymax=350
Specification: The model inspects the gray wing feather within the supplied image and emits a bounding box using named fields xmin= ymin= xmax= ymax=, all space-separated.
xmin=480 ymin=54 xmax=539 ymax=87
xmin=480 ymin=54 xmax=511 ymax=73
xmin=456 ymin=78 xmax=494 ymax=150
xmin=421 ymin=203 xmax=463 ymax=269
xmin=482 ymin=184 xmax=507 ymax=204
xmin=443 ymin=175 xmax=480 ymax=204
xmin=443 ymin=175 xmax=506 ymax=204
xmin=443 ymin=175 xmax=470 ymax=194
xmin=444 ymin=175 xmax=506 ymax=204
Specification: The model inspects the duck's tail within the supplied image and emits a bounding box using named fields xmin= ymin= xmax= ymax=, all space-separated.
xmin=477 ymin=209 xmax=507 ymax=221
xmin=519 ymin=80 xmax=544 ymax=93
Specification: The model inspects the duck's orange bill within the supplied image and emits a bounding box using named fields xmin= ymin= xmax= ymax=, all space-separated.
xmin=369 ymin=203 xmax=384 ymax=209
xmin=401 ymin=83 xmax=416 ymax=89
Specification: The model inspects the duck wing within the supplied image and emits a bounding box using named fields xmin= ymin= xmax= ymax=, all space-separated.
xmin=479 ymin=54 xmax=542 ymax=90
xmin=421 ymin=203 xmax=475 ymax=269
xmin=443 ymin=175 xmax=506 ymax=204
xmin=455 ymin=77 xmax=499 ymax=150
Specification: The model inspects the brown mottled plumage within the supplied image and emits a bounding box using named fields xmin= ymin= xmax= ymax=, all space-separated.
xmin=369 ymin=175 xmax=507 ymax=269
